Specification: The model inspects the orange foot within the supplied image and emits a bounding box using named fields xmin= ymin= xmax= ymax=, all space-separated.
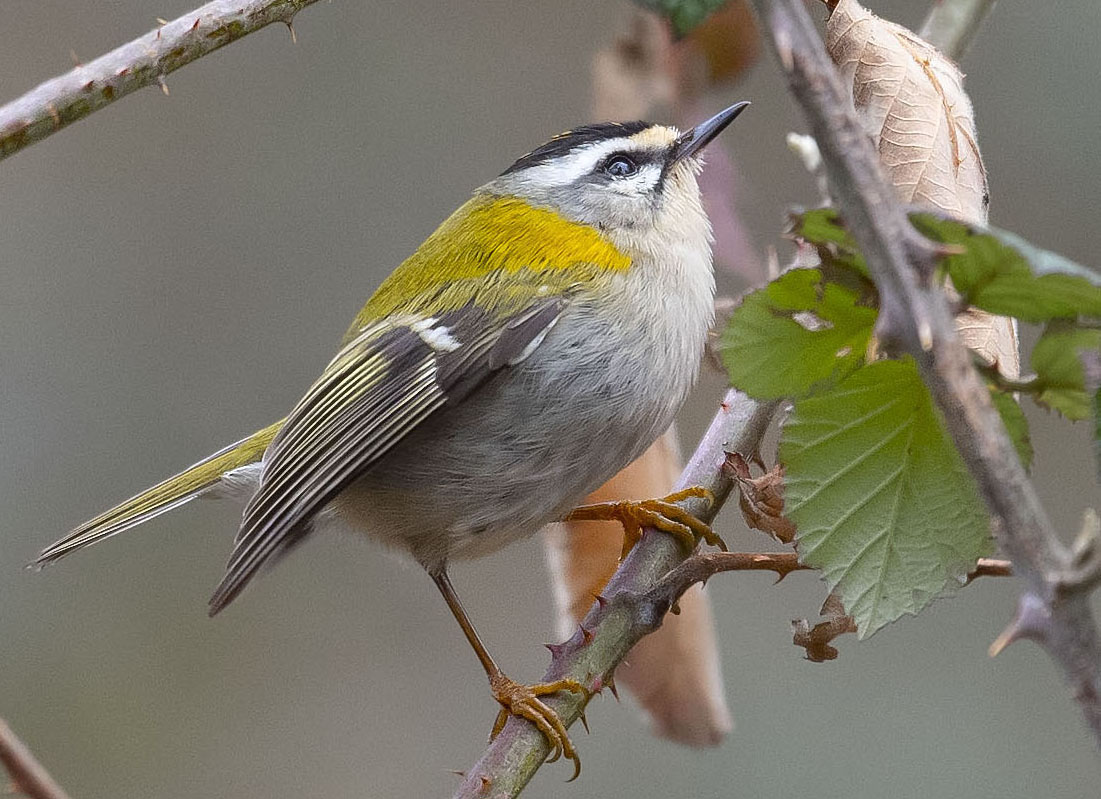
xmin=566 ymin=486 xmax=726 ymax=559
xmin=488 ymin=672 xmax=588 ymax=779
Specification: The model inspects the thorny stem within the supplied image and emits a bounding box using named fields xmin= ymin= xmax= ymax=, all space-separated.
xmin=452 ymin=394 xmax=778 ymax=799
xmin=0 ymin=0 xmax=321 ymax=162
xmin=749 ymin=0 xmax=1101 ymax=745
xmin=647 ymin=552 xmax=1012 ymax=609
xmin=0 ymin=718 xmax=71 ymax=799
xmin=650 ymin=554 xmax=1011 ymax=660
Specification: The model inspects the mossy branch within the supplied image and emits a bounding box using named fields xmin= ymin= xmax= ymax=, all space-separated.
xmin=0 ymin=0 xmax=321 ymax=162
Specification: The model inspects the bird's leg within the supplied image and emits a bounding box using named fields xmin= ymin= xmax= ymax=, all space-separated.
xmin=565 ymin=486 xmax=726 ymax=559
xmin=430 ymin=570 xmax=588 ymax=779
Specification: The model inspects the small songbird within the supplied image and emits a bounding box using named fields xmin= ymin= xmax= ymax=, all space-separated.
xmin=38 ymin=102 xmax=749 ymax=773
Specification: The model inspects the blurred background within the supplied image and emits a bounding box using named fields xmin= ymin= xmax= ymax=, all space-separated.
xmin=2 ymin=1 xmax=1100 ymax=796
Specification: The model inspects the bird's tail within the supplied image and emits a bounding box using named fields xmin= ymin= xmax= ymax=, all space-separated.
xmin=36 ymin=420 xmax=284 ymax=565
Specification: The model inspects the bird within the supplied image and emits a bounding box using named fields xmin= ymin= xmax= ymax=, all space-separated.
xmin=37 ymin=101 xmax=749 ymax=774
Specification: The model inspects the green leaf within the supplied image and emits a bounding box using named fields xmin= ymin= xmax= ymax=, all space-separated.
xmin=720 ymin=269 xmax=877 ymax=400
xmin=792 ymin=208 xmax=1101 ymax=322
xmin=1031 ymin=323 xmax=1101 ymax=420
xmin=781 ymin=359 xmax=991 ymax=637
xmin=789 ymin=207 xmax=869 ymax=278
xmin=990 ymin=390 xmax=1033 ymax=469
xmin=910 ymin=213 xmax=1101 ymax=322
xmin=633 ymin=0 xmax=728 ymax=35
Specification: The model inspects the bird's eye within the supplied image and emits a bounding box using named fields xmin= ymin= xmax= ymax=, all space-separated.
xmin=603 ymin=154 xmax=638 ymax=178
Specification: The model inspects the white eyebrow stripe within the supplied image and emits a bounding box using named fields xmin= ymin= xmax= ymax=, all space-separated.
xmin=519 ymin=137 xmax=640 ymax=186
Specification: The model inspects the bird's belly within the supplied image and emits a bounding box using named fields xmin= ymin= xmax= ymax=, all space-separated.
xmin=330 ymin=311 xmax=701 ymax=570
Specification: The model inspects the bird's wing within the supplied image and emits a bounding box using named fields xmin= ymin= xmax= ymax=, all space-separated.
xmin=208 ymin=296 xmax=567 ymax=614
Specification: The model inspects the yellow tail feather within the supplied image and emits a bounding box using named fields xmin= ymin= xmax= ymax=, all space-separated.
xmin=37 ymin=420 xmax=284 ymax=565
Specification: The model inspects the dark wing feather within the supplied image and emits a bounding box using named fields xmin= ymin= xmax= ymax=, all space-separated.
xmin=208 ymin=298 xmax=566 ymax=614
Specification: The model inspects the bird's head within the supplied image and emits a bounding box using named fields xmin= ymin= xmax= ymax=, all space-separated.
xmin=486 ymin=102 xmax=750 ymax=260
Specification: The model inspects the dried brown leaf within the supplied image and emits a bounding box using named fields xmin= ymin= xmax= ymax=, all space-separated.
xmin=725 ymin=452 xmax=796 ymax=543
xmin=792 ymin=593 xmax=857 ymax=662
xmin=827 ymin=0 xmax=987 ymax=222
xmin=826 ymin=0 xmax=1017 ymax=376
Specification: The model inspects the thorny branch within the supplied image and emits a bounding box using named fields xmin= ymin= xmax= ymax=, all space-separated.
xmin=650 ymin=553 xmax=1011 ymax=661
xmin=452 ymin=394 xmax=778 ymax=799
xmin=0 ymin=718 xmax=71 ymax=799
xmin=5 ymin=0 xmax=1089 ymax=794
xmin=749 ymin=0 xmax=1101 ymax=744
xmin=0 ymin=0 xmax=321 ymax=162
xmin=647 ymin=552 xmax=1012 ymax=607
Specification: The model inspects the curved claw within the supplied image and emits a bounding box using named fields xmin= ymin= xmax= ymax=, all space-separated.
xmin=566 ymin=485 xmax=725 ymax=559
xmin=645 ymin=500 xmax=727 ymax=552
xmin=487 ymin=673 xmax=588 ymax=779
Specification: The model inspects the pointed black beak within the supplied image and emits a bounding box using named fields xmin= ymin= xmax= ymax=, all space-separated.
xmin=670 ymin=101 xmax=751 ymax=164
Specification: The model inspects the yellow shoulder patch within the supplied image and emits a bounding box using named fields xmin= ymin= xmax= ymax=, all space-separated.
xmin=349 ymin=195 xmax=629 ymax=334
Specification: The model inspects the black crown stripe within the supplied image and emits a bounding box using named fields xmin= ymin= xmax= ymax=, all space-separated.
xmin=501 ymin=121 xmax=651 ymax=176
